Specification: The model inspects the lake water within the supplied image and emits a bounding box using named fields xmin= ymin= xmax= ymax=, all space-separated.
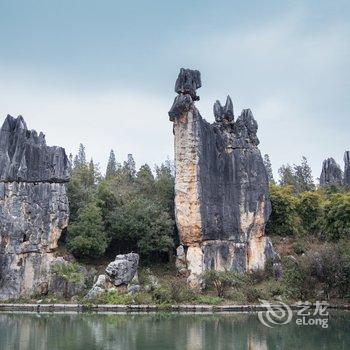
xmin=0 ymin=311 xmax=349 ymax=349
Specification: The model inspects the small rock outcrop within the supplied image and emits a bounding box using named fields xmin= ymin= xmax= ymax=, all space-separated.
xmin=0 ymin=115 xmax=70 ymax=300
xmin=344 ymin=151 xmax=350 ymax=187
xmin=49 ymin=259 xmax=89 ymax=299
xmin=319 ymin=157 xmax=343 ymax=187
xmin=86 ymin=253 xmax=139 ymax=299
xmin=105 ymin=253 xmax=139 ymax=286
xmin=169 ymin=69 xmax=275 ymax=286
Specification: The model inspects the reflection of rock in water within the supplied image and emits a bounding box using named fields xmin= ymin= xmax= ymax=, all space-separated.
xmin=0 ymin=312 xmax=348 ymax=349
xmin=247 ymin=334 xmax=267 ymax=350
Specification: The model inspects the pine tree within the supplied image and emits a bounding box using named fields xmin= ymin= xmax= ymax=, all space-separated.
xmin=293 ymin=156 xmax=315 ymax=192
xmin=124 ymin=153 xmax=136 ymax=179
xmin=74 ymin=144 xmax=86 ymax=168
xmin=278 ymin=157 xmax=315 ymax=193
xmin=106 ymin=149 xmax=117 ymax=179
xmin=67 ymin=199 xmax=108 ymax=259
xmin=278 ymin=164 xmax=296 ymax=188
xmin=263 ymin=154 xmax=275 ymax=184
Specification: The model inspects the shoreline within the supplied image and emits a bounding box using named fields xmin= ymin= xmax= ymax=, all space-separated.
xmin=1 ymin=303 xmax=350 ymax=313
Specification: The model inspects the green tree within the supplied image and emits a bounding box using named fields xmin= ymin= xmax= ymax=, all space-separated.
xmin=293 ymin=156 xmax=315 ymax=193
xmin=67 ymin=200 xmax=108 ymax=259
xmin=123 ymin=153 xmax=136 ymax=179
xmin=109 ymin=197 xmax=174 ymax=261
xmin=263 ymin=154 xmax=275 ymax=184
xmin=266 ymin=184 xmax=301 ymax=236
xmin=278 ymin=157 xmax=315 ymax=194
xmin=278 ymin=164 xmax=296 ymax=188
xmin=106 ymin=149 xmax=117 ymax=179
xmin=74 ymin=143 xmax=87 ymax=167
xmin=136 ymin=164 xmax=155 ymax=197
xmin=67 ymin=151 xmax=100 ymax=221
xmin=296 ymin=191 xmax=323 ymax=235
xmin=322 ymin=193 xmax=350 ymax=241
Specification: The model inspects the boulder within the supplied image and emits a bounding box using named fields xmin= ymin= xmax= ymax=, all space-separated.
xmin=105 ymin=253 xmax=139 ymax=286
xmin=85 ymin=253 xmax=140 ymax=299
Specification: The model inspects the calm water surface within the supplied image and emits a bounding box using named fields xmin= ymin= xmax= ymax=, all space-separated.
xmin=0 ymin=311 xmax=349 ymax=350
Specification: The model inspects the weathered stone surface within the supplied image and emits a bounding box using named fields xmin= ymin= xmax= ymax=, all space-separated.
xmin=319 ymin=157 xmax=343 ymax=187
xmin=169 ymin=69 xmax=275 ymax=286
xmin=0 ymin=115 xmax=69 ymax=182
xmin=174 ymin=68 xmax=201 ymax=101
xmin=105 ymin=253 xmax=139 ymax=286
xmin=85 ymin=253 xmax=140 ymax=299
xmin=213 ymin=95 xmax=234 ymax=122
xmin=127 ymin=284 xmax=140 ymax=295
xmin=344 ymin=151 xmax=350 ymax=187
xmin=85 ymin=274 xmax=108 ymax=299
xmin=0 ymin=116 xmax=70 ymax=300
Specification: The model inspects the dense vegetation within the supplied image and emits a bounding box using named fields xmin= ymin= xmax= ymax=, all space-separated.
xmin=61 ymin=148 xmax=350 ymax=304
xmin=65 ymin=144 xmax=175 ymax=263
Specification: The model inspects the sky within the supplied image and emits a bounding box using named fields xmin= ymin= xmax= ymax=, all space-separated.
xmin=0 ymin=0 xmax=349 ymax=181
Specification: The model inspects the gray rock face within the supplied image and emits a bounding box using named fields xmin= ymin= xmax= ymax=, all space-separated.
xmin=0 ymin=116 xmax=70 ymax=300
xmin=105 ymin=253 xmax=139 ymax=286
xmin=344 ymin=151 xmax=350 ymax=187
xmin=0 ymin=115 xmax=69 ymax=182
xmin=319 ymin=157 xmax=343 ymax=187
xmin=169 ymin=69 xmax=275 ymax=286
xmin=213 ymin=96 xmax=234 ymax=122
xmin=174 ymin=68 xmax=201 ymax=101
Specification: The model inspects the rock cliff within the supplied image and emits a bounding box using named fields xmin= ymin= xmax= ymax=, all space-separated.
xmin=169 ymin=69 xmax=275 ymax=286
xmin=319 ymin=157 xmax=343 ymax=187
xmin=0 ymin=115 xmax=70 ymax=300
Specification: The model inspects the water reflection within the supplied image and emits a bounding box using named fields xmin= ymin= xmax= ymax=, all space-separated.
xmin=0 ymin=311 xmax=349 ymax=350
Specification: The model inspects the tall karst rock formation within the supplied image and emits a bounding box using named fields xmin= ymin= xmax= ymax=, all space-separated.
xmin=0 ymin=115 xmax=70 ymax=300
xmin=169 ymin=69 xmax=275 ymax=286
xmin=319 ymin=157 xmax=343 ymax=187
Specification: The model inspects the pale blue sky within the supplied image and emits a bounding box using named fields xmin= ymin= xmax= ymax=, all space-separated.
xmin=0 ymin=0 xmax=349 ymax=180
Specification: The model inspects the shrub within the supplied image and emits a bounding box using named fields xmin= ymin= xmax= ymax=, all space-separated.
xmin=51 ymin=262 xmax=84 ymax=299
xmin=151 ymin=281 xmax=195 ymax=304
xmin=281 ymin=256 xmax=313 ymax=300
xmin=292 ymin=241 xmax=306 ymax=255
xmin=194 ymin=295 xmax=223 ymax=305
xmin=245 ymin=286 xmax=262 ymax=303
xmin=306 ymin=245 xmax=350 ymax=299
xmin=296 ymin=191 xmax=323 ymax=235
xmin=203 ymin=270 xmax=244 ymax=297
xmin=94 ymin=290 xmax=133 ymax=305
xmin=322 ymin=193 xmax=350 ymax=241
